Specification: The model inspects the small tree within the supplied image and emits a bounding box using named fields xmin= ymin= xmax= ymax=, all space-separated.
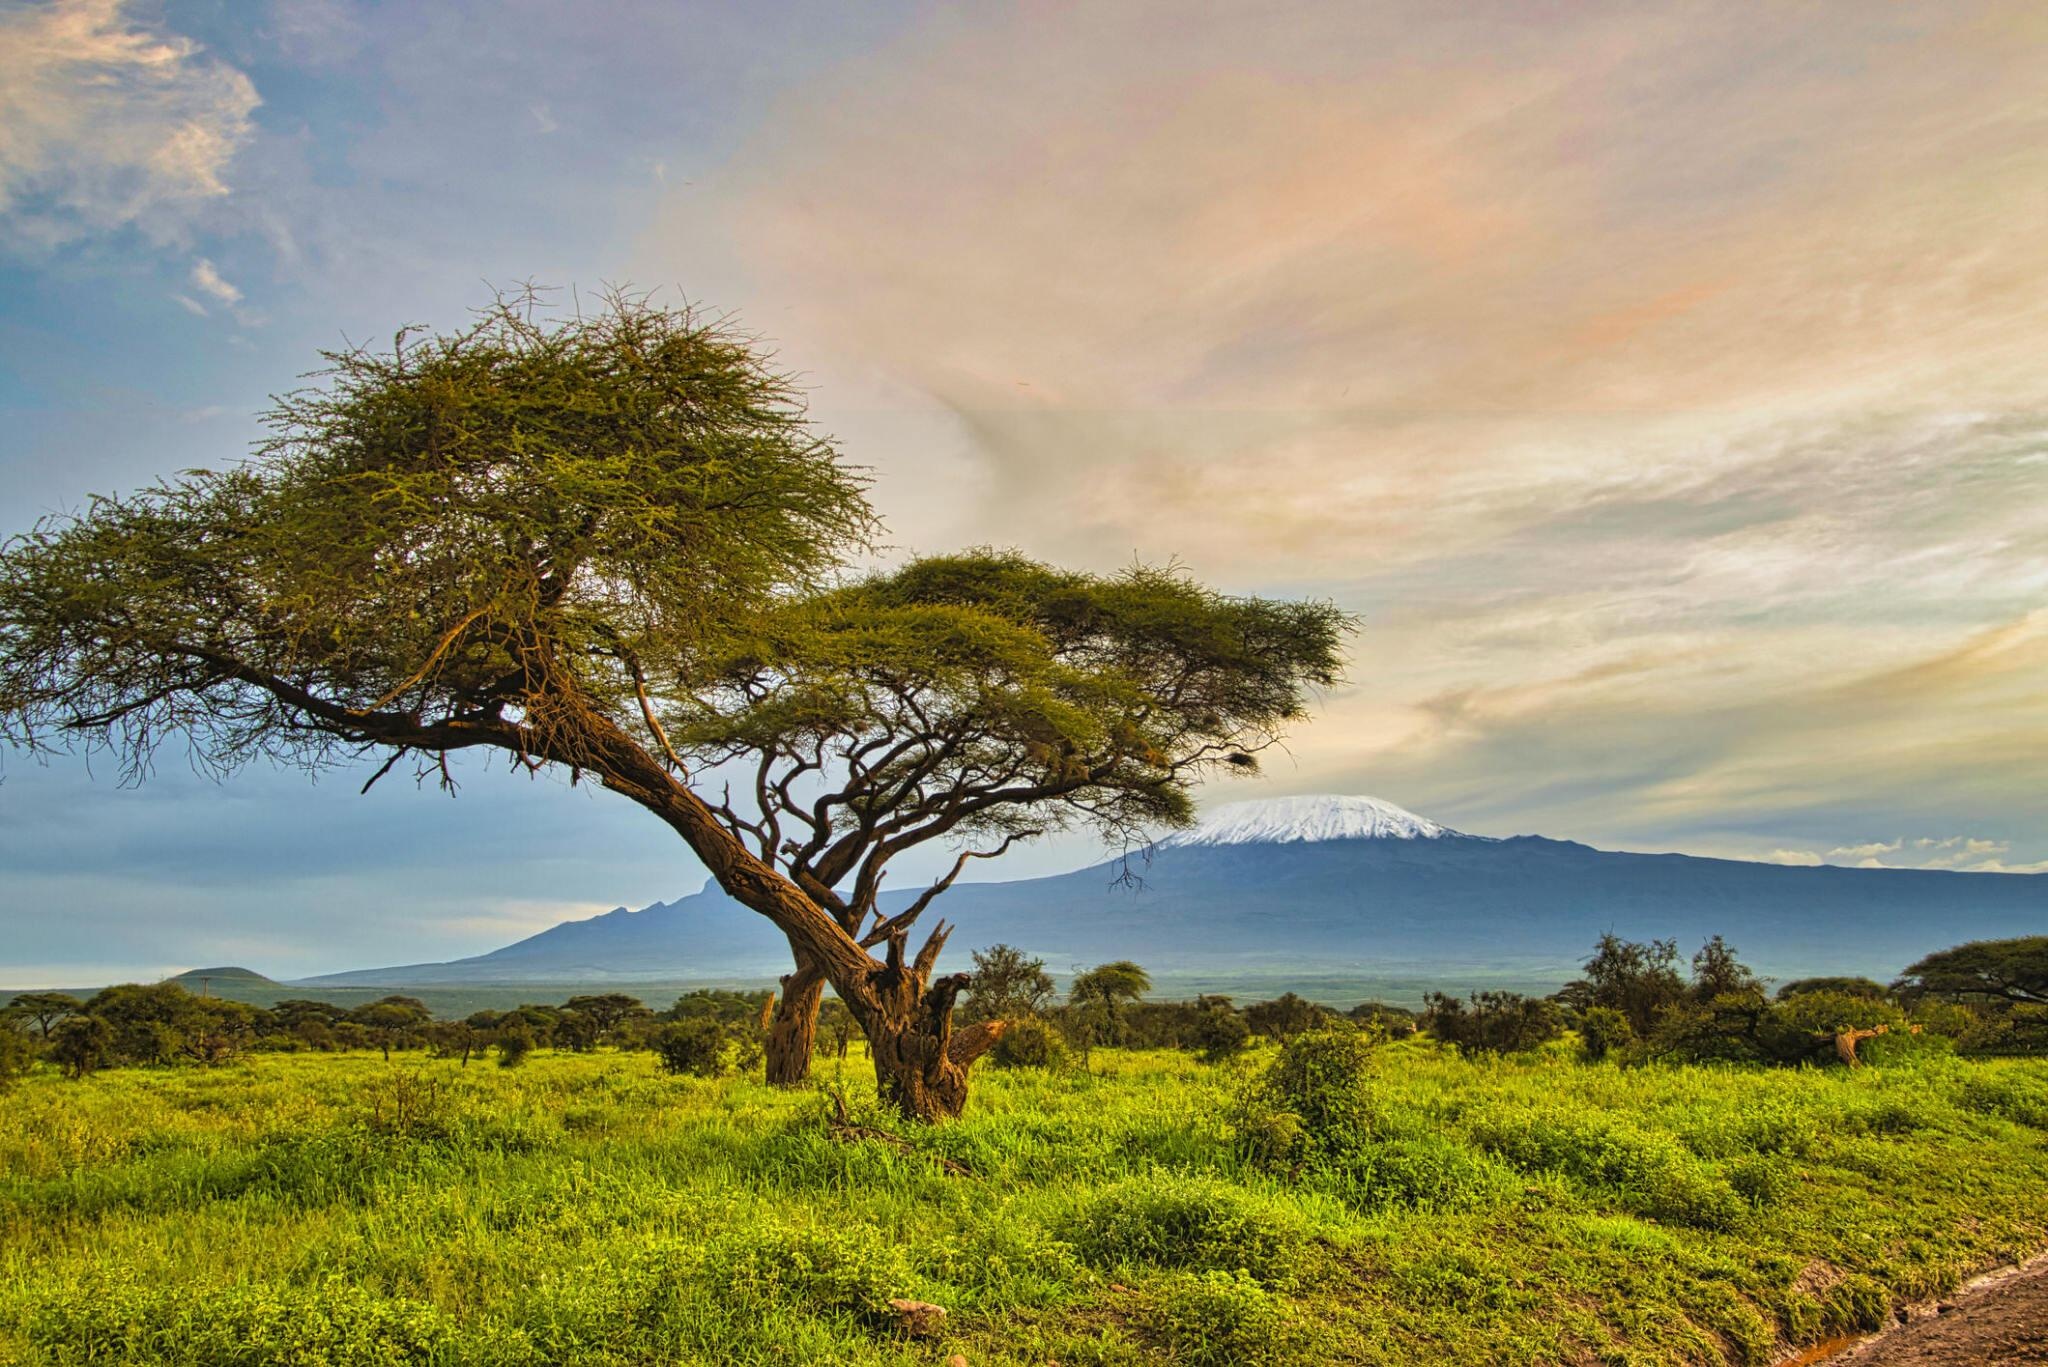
xmin=962 ymin=944 xmax=1055 ymax=1023
xmin=1244 ymin=992 xmax=1332 ymax=1043
xmin=0 ymin=1021 xmax=34 ymax=1089
xmin=560 ymin=994 xmax=649 ymax=1048
xmin=5 ymin=992 xmax=81 ymax=1039
xmin=651 ymin=1018 xmax=729 ymax=1077
xmin=347 ymin=997 xmax=433 ymax=1061
xmin=1576 ymin=1006 xmax=1634 ymax=1062
xmin=1423 ymin=991 xmax=1564 ymax=1055
xmin=1689 ymin=936 xmax=1761 ymax=1003
xmin=48 ymin=1014 xmax=112 ymax=1078
xmin=1189 ymin=1004 xmax=1251 ymax=1063
xmin=1559 ymin=935 xmax=1686 ymax=1037
xmin=1070 ymin=961 xmax=1153 ymax=1047
xmin=496 ymin=1022 xmax=535 ymax=1067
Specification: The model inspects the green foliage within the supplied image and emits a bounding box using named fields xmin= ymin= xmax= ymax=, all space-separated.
xmin=1145 ymin=1269 xmax=1308 ymax=1367
xmin=1069 ymin=961 xmax=1153 ymax=1047
xmin=990 ymin=1016 xmax=1066 ymax=1070
xmin=0 ymin=1024 xmax=33 ymax=1091
xmin=1576 ymin=1006 xmax=1634 ymax=1062
xmin=718 ymin=1221 xmax=916 ymax=1324
xmin=1320 ymin=1137 xmax=1520 ymax=1214
xmin=4 ymin=1041 xmax=2048 ymax=1365
xmin=650 ymin=1019 xmax=730 ymax=1077
xmin=1561 ymin=934 xmax=1687 ymax=1036
xmin=1467 ymin=1109 xmax=1744 ymax=1230
xmin=1424 ymin=991 xmax=1565 ymax=1056
xmin=0 ymin=290 xmax=876 ymax=782
xmin=1896 ymin=936 xmax=2048 ymax=1007
xmin=1777 ymin=976 xmax=1891 ymax=1001
xmin=495 ymin=1024 xmax=534 ymax=1068
xmin=964 ymin=945 xmax=1055 ymax=1023
xmin=1068 ymin=1173 xmax=1311 ymax=1284
xmin=1243 ymin=992 xmax=1333 ymax=1042
xmin=1189 ymin=1006 xmax=1251 ymax=1063
xmin=1237 ymin=1026 xmax=1380 ymax=1164
xmin=47 ymin=1014 xmax=111 ymax=1079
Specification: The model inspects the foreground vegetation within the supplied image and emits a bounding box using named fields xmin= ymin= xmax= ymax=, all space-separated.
xmin=5 ymin=1038 xmax=2047 ymax=1366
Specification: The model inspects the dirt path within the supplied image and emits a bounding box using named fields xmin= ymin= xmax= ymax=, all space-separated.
xmin=1801 ymin=1254 xmax=2048 ymax=1365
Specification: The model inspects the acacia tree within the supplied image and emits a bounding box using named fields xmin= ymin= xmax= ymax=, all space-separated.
xmin=671 ymin=553 xmax=1350 ymax=1090
xmin=1895 ymin=937 xmax=2048 ymax=1007
xmin=0 ymin=293 xmax=1347 ymax=1120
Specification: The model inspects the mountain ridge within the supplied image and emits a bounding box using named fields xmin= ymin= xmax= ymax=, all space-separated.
xmin=300 ymin=795 xmax=2044 ymax=990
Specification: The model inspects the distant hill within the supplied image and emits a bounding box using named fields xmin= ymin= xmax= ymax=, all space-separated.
xmin=303 ymin=795 xmax=2047 ymax=996
xmin=166 ymin=966 xmax=281 ymax=988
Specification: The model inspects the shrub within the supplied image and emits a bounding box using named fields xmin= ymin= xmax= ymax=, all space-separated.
xmin=1724 ymin=1153 xmax=1796 ymax=1208
xmin=496 ymin=1024 xmax=534 ymax=1067
xmin=1468 ymin=1109 xmax=1744 ymax=1230
xmin=1576 ymin=1006 xmax=1633 ymax=1062
xmin=1261 ymin=1027 xmax=1378 ymax=1152
xmin=1067 ymin=1173 xmax=1310 ymax=1285
xmin=716 ymin=1222 xmax=914 ymax=1324
xmin=1146 ymin=1269 xmax=1304 ymax=1367
xmin=1758 ymin=991 xmax=1906 ymax=1064
xmin=1189 ymin=1007 xmax=1251 ymax=1063
xmin=0 ymin=1022 xmax=34 ymax=1089
xmin=651 ymin=1019 xmax=729 ymax=1077
xmin=1424 ymin=991 xmax=1565 ymax=1055
xmin=48 ymin=1014 xmax=113 ymax=1079
xmin=1643 ymin=993 xmax=1769 ymax=1064
xmin=991 ymin=1016 xmax=1066 ymax=1069
xmin=1322 ymin=1137 xmax=1518 ymax=1213
xmin=1244 ymin=993 xmax=1333 ymax=1042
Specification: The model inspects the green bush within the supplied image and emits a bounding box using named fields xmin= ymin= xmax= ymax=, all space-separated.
xmin=1067 ymin=1173 xmax=1310 ymax=1285
xmin=1257 ymin=1027 xmax=1379 ymax=1156
xmin=1758 ymin=992 xmax=1906 ymax=1063
xmin=1724 ymin=1153 xmax=1796 ymax=1208
xmin=1425 ymin=991 xmax=1565 ymax=1056
xmin=716 ymin=1221 xmax=915 ymax=1324
xmin=0 ymin=1024 xmax=33 ymax=1090
xmin=650 ymin=1019 xmax=729 ymax=1077
xmin=1468 ymin=1109 xmax=1744 ymax=1230
xmin=1321 ymin=1137 xmax=1518 ymax=1213
xmin=1145 ymin=1269 xmax=1306 ymax=1367
xmin=1576 ymin=1006 xmax=1633 ymax=1062
xmin=25 ymin=1273 xmax=515 ymax=1366
xmin=1190 ymin=1007 xmax=1251 ymax=1063
xmin=991 ymin=1016 xmax=1066 ymax=1069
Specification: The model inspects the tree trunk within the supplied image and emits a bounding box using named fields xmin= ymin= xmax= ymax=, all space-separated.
xmin=855 ymin=947 xmax=1008 ymax=1121
xmin=766 ymin=959 xmax=826 ymax=1086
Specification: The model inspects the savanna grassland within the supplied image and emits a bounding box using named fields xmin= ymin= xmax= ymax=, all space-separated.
xmin=4 ymin=1043 xmax=2048 ymax=1367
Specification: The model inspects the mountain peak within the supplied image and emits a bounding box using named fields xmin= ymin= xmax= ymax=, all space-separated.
xmin=1162 ymin=794 xmax=1461 ymax=847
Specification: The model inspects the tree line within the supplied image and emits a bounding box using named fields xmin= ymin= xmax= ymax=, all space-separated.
xmin=6 ymin=934 xmax=2039 ymax=1088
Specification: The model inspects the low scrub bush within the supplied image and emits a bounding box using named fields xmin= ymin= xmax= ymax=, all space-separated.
xmin=1576 ymin=1006 xmax=1633 ymax=1062
xmin=1320 ymin=1136 xmax=1519 ymax=1213
xmin=1144 ymin=1269 xmax=1308 ymax=1367
xmin=991 ymin=1016 xmax=1065 ymax=1069
xmin=1067 ymin=1172 xmax=1311 ymax=1285
xmin=715 ymin=1221 xmax=917 ymax=1325
xmin=1467 ymin=1108 xmax=1744 ymax=1230
xmin=650 ymin=1019 xmax=729 ymax=1078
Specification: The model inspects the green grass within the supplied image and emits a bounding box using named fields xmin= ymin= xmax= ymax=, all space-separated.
xmin=3 ymin=1044 xmax=2046 ymax=1365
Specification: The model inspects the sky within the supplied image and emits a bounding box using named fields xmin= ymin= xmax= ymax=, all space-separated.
xmin=2 ymin=0 xmax=2045 ymax=983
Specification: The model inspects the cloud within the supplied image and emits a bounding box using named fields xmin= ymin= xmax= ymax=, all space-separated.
xmin=1762 ymin=849 xmax=1823 ymax=867
xmin=189 ymin=257 xmax=241 ymax=305
xmin=0 ymin=0 xmax=259 ymax=246
xmin=638 ymin=2 xmax=2048 ymax=872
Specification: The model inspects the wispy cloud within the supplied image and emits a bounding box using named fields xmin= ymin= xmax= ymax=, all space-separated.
xmin=0 ymin=0 xmax=259 ymax=248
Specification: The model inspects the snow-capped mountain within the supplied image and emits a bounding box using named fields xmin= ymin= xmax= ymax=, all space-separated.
xmin=1162 ymin=794 xmax=1464 ymax=846
xmin=307 ymin=793 xmax=2047 ymax=992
